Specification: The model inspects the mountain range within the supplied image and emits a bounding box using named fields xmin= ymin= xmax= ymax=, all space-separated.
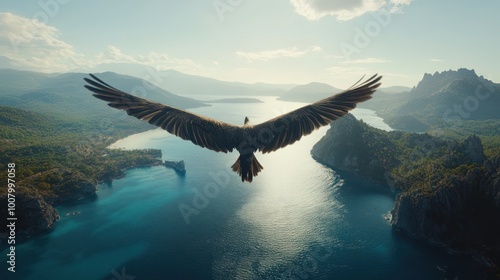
xmin=1 ymin=67 xmax=499 ymax=272
xmin=0 ymin=69 xmax=207 ymax=131
xmin=77 ymin=63 xmax=296 ymax=97
xmin=1 ymin=67 xmax=497 ymax=135
xmin=371 ymin=68 xmax=500 ymax=131
xmin=278 ymin=82 xmax=342 ymax=102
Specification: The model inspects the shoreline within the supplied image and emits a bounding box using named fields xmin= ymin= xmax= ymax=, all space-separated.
xmin=4 ymin=131 xmax=165 ymax=239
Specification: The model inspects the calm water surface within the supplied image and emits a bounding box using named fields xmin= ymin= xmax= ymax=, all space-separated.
xmin=1 ymin=97 xmax=485 ymax=279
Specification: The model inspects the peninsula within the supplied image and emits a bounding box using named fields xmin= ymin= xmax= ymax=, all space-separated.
xmin=312 ymin=114 xmax=500 ymax=272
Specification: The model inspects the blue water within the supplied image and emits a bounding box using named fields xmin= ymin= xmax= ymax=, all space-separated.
xmin=1 ymin=98 xmax=486 ymax=279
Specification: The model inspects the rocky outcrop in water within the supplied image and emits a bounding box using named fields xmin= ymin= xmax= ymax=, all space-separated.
xmin=311 ymin=114 xmax=500 ymax=271
xmin=0 ymin=187 xmax=60 ymax=237
xmin=391 ymin=157 xmax=500 ymax=268
xmin=165 ymin=160 xmax=186 ymax=174
xmin=0 ymin=154 xmax=163 ymax=237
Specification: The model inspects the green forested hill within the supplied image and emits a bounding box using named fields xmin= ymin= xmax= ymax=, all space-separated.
xmin=0 ymin=69 xmax=196 ymax=235
xmin=311 ymin=114 xmax=500 ymax=272
xmin=0 ymin=105 xmax=162 ymax=190
xmin=0 ymin=69 xmax=208 ymax=121
xmin=0 ymin=104 xmax=164 ymax=235
xmin=0 ymin=68 xmax=211 ymax=191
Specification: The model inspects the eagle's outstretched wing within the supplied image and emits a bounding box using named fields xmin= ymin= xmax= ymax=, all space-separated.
xmin=84 ymin=73 xmax=381 ymax=155
xmin=249 ymin=74 xmax=382 ymax=153
xmin=84 ymin=74 xmax=240 ymax=153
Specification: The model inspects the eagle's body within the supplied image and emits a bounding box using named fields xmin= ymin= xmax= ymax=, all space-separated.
xmin=84 ymin=74 xmax=382 ymax=182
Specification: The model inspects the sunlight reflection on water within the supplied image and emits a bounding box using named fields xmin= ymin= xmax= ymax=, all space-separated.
xmin=1 ymin=96 xmax=483 ymax=280
xmin=106 ymin=96 xmax=394 ymax=277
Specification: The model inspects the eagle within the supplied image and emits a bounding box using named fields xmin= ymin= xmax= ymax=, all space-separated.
xmin=84 ymin=74 xmax=381 ymax=182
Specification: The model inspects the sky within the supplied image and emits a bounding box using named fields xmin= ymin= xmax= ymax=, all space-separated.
xmin=0 ymin=0 xmax=499 ymax=88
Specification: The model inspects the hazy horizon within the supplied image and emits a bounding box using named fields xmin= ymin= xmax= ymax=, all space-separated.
xmin=1 ymin=1 xmax=499 ymax=88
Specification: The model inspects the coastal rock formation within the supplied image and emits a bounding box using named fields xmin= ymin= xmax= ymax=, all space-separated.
xmin=460 ymin=135 xmax=486 ymax=163
xmin=311 ymin=114 xmax=397 ymax=184
xmin=311 ymin=114 xmax=500 ymax=270
xmin=391 ymin=158 xmax=500 ymax=266
xmin=164 ymin=160 xmax=186 ymax=174
xmin=50 ymin=169 xmax=97 ymax=203
xmin=0 ymin=151 xmax=164 ymax=237
xmin=6 ymin=187 xmax=60 ymax=236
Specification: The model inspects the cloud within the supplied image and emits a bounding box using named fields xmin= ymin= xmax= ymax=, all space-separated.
xmin=0 ymin=12 xmax=85 ymax=72
xmin=325 ymin=66 xmax=374 ymax=87
xmin=96 ymin=45 xmax=201 ymax=70
xmin=290 ymin=0 xmax=413 ymax=21
xmin=0 ymin=12 xmax=201 ymax=73
xmin=327 ymin=66 xmax=367 ymax=77
xmin=339 ymin=57 xmax=388 ymax=64
xmin=429 ymin=58 xmax=444 ymax=62
xmin=388 ymin=0 xmax=413 ymax=13
xmin=236 ymin=46 xmax=322 ymax=62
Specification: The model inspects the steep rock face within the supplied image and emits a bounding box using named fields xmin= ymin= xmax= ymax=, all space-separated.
xmin=311 ymin=114 xmax=397 ymax=184
xmin=379 ymin=68 xmax=500 ymax=131
xmin=411 ymin=68 xmax=482 ymax=97
xmin=391 ymin=158 xmax=500 ymax=265
xmin=51 ymin=175 xmax=97 ymax=204
xmin=461 ymin=135 xmax=486 ymax=163
xmin=3 ymin=187 xmax=60 ymax=236
xmin=0 ymin=170 xmax=97 ymax=237
xmin=311 ymin=114 xmax=500 ymax=269
xmin=311 ymin=114 xmax=360 ymax=167
xmin=26 ymin=169 xmax=98 ymax=205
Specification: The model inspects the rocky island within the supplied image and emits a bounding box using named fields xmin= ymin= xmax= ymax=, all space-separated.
xmin=164 ymin=160 xmax=186 ymax=174
xmin=312 ymin=114 xmax=500 ymax=273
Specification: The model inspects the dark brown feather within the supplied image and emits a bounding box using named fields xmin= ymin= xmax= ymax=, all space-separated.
xmin=84 ymin=74 xmax=238 ymax=153
xmin=251 ymin=74 xmax=381 ymax=153
xmin=84 ymin=73 xmax=381 ymax=156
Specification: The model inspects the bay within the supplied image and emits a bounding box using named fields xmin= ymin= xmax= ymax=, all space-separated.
xmin=1 ymin=97 xmax=483 ymax=280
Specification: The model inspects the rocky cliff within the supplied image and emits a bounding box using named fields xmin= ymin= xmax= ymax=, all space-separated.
xmin=391 ymin=158 xmax=500 ymax=267
xmin=311 ymin=114 xmax=398 ymax=184
xmin=0 ymin=187 xmax=60 ymax=238
xmin=312 ymin=114 xmax=500 ymax=271
xmin=0 ymin=153 xmax=163 ymax=237
xmin=375 ymin=68 xmax=500 ymax=132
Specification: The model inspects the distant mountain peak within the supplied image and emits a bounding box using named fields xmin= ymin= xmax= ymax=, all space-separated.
xmin=412 ymin=68 xmax=491 ymax=96
xmin=278 ymin=82 xmax=341 ymax=102
xmin=299 ymin=82 xmax=337 ymax=91
xmin=427 ymin=68 xmax=478 ymax=80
